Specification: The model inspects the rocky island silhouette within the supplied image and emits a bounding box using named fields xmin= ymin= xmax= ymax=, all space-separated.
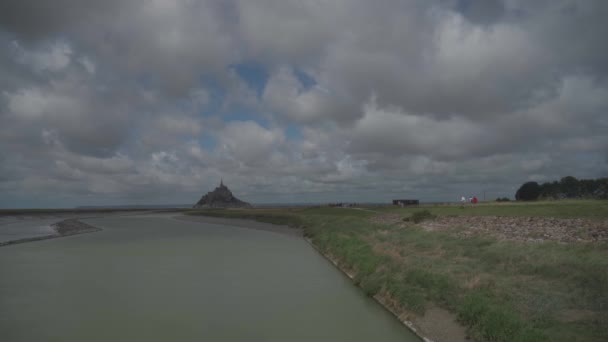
xmin=193 ymin=180 xmax=251 ymax=209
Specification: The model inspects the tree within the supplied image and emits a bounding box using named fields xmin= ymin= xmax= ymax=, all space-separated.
xmin=559 ymin=176 xmax=579 ymax=198
xmin=515 ymin=181 xmax=541 ymax=201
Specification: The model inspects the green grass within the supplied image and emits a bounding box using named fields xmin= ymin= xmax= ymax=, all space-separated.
xmin=187 ymin=200 xmax=608 ymax=341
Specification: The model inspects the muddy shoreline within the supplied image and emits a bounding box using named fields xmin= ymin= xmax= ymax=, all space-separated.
xmin=0 ymin=219 xmax=102 ymax=247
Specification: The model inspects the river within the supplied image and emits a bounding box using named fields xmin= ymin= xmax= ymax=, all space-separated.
xmin=0 ymin=214 xmax=419 ymax=341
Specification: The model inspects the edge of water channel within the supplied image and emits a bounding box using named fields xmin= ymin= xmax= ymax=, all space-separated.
xmin=181 ymin=214 xmax=437 ymax=341
xmin=304 ymin=237 xmax=434 ymax=342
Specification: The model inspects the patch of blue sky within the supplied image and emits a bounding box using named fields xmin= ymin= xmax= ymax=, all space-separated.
xmin=198 ymin=135 xmax=216 ymax=150
xmin=224 ymin=110 xmax=270 ymax=128
xmin=293 ymin=68 xmax=317 ymax=90
xmin=231 ymin=62 xmax=268 ymax=97
xmin=285 ymin=123 xmax=303 ymax=141
xmin=198 ymin=75 xmax=225 ymax=117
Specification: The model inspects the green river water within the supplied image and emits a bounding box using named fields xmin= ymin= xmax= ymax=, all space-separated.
xmin=0 ymin=215 xmax=419 ymax=341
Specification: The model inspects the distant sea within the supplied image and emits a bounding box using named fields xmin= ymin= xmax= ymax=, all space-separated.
xmin=75 ymin=204 xmax=193 ymax=209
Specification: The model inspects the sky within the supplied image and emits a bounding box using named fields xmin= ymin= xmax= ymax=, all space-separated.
xmin=1 ymin=0 xmax=607 ymax=208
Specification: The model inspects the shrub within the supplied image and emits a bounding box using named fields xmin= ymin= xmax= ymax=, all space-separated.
xmin=411 ymin=210 xmax=436 ymax=223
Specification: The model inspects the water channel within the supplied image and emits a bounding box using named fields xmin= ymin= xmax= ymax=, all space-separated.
xmin=0 ymin=214 xmax=419 ymax=341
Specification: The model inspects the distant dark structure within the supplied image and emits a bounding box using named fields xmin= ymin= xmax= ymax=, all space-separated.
xmin=193 ymin=180 xmax=251 ymax=209
xmin=392 ymin=199 xmax=419 ymax=206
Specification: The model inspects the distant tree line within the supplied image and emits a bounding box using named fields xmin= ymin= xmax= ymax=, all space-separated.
xmin=515 ymin=176 xmax=608 ymax=201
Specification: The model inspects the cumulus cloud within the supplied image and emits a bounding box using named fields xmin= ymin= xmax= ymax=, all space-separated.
xmin=12 ymin=41 xmax=73 ymax=72
xmin=0 ymin=0 xmax=607 ymax=207
xmin=217 ymin=121 xmax=285 ymax=165
xmin=263 ymin=67 xmax=333 ymax=122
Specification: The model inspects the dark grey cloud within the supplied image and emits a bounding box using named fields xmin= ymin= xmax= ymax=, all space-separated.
xmin=457 ymin=0 xmax=506 ymax=26
xmin=0 ymin=1 xmax=131 ymax=41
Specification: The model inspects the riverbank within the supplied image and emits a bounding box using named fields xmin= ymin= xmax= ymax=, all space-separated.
xmin=186 ymin=201 xmax=608 ymax=342
xmin=304 ymin=236 xmax=465 ymax=342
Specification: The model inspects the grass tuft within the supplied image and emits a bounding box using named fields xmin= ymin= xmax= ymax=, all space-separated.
xmin=403 ymin=209 xmax=437 ymax=223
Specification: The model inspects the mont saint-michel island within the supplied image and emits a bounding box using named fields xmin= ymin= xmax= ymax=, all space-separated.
xmin=1 ymin=2 xmax=607 ymax=342
xmin=193 ymin=180 xmax=251 ymax=209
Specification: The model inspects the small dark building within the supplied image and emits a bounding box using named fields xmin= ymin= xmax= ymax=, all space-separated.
xmin=392 ymin=199 xmax=419 ymax=206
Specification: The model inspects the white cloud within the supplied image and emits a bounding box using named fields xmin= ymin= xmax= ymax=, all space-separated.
xmin=155 ymin=116 xmax=202 ymax=136
xmin=79 ymin=56 xmax=96 ymax=74
xmin=263 ymin=66 xmax=334 ymax=122
xmin=5 ymin=87 xmax=80 ymax=119
xmin=218 ymin=121 xmax=285 ymax=165
xmin=14 ymin=41 xmax=72 ymax=72
xmin=351 ymin=98 xmax=485 ymax=159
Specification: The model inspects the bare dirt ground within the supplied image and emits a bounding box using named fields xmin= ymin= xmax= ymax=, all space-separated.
xmin=371 ymin=214 xmax=608 ymax=243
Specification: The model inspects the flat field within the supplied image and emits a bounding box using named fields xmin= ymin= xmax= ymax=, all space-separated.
xmin=188 ymin=200 xmax=608 ymax=342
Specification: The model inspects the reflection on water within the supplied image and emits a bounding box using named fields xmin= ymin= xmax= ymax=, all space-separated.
xmin=0 ymin=215 xmax=419 ymax=342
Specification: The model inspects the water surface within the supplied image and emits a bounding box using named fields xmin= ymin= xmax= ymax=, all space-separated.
xmin=0 ymin=215 xmax=419 ymax=341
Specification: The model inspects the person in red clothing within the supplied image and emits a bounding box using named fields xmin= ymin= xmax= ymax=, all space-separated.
xmin=472 ymin=196 xmax=478 ymax=204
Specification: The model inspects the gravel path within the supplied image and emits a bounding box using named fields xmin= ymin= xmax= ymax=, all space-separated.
xmin=372 ymin=214 xmax=608 ymax=243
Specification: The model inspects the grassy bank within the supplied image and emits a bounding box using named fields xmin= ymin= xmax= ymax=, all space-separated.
xmin=187 ymin=201 xmax=608 ymax=342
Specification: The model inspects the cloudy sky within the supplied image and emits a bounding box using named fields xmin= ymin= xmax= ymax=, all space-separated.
xmin=1 ymin=0 xmax=607 ymax=207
